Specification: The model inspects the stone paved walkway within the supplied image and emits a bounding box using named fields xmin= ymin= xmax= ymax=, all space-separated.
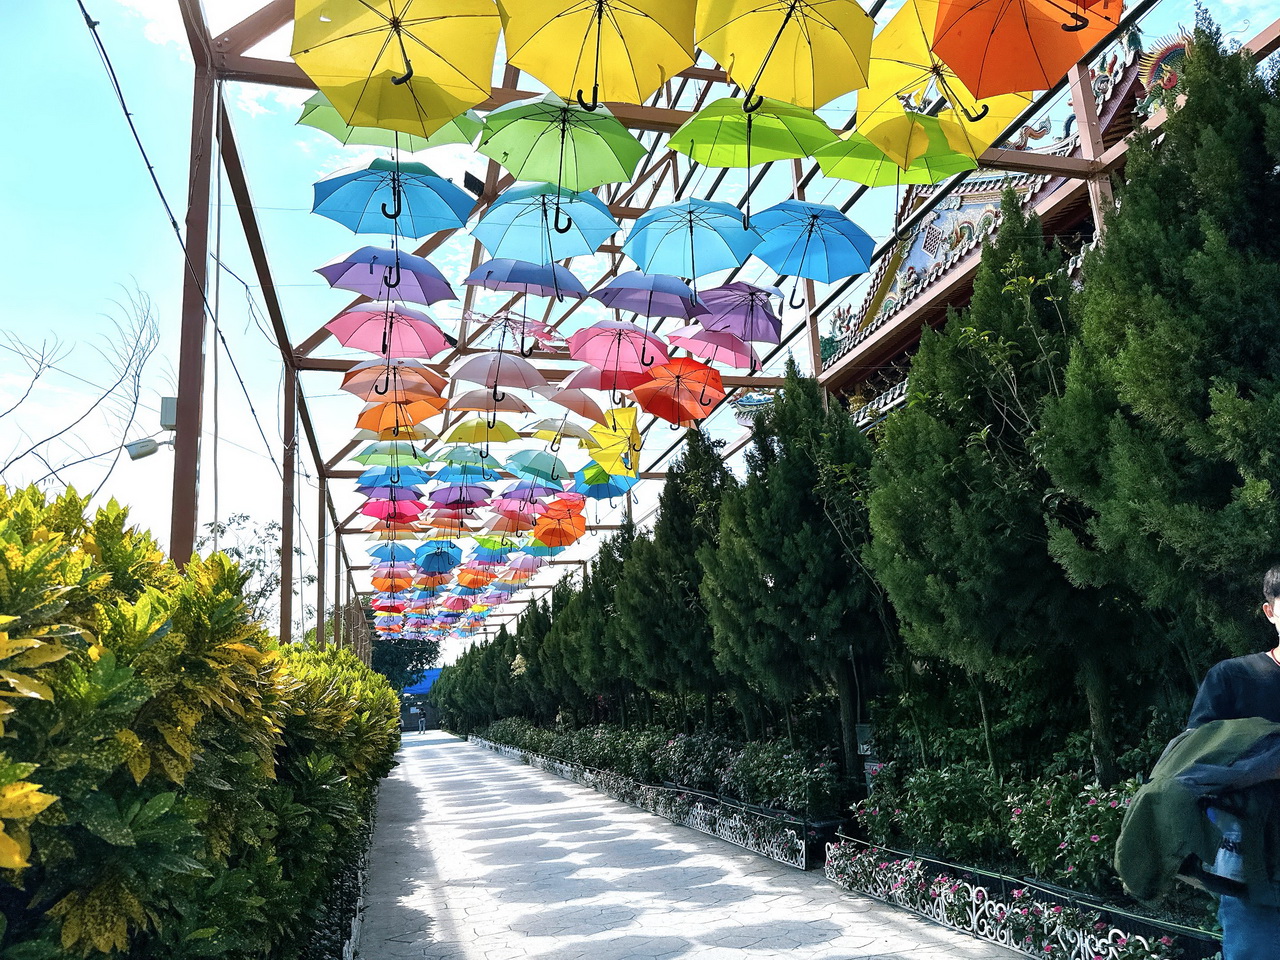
xmin=358 ymin=731 xmax=1019 ymax=960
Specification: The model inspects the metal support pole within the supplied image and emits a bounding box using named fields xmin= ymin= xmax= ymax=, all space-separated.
xmin=170 ymin=66 xmax=216 ymax=565
xmin=280 ymin=367 xmax=296 ymax=642
xmin=1067 ymin=63 xmax=1115 ymax=236
xmin=315 ymin=474 xmax=327 ymax=650
xmin=332 ymin=528 xmax=343 ymax=650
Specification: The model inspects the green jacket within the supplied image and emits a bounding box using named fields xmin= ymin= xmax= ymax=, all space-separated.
xmin=1115 ymin=717 xmax=1280 ymax=904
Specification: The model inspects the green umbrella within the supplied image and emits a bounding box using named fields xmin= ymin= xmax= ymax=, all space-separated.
xmin=667 ymin=96 xmax=837 ymax=167
xmin=298 ymin=92 xmax=483 ymax=151
xmin=477 ymin=93 xmax=646 ymax=195
xmin=814 ymin=126 xmax=977 ymax=187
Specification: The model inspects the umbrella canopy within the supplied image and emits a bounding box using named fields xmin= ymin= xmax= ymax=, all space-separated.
xmin=359 ymin=465 xmax=434 ymax=487
xmin=814 ymin=127 xmax=978 ymax=186
xmin=524 ymin=418 xmax=603 ymax=450
xmin=538 ymin=384 xmax=611 ymax=425
xmin=750 ymin=200 xmax=875 ymax=286
xmin=569 ymin=318 xmax=670 ymax=372
xmin=433 ymin=444 xmax=502 ymax=471
xmin=356 ymin=399 xmax=448 ymax=434
xmin=695 ymin=0 xmax=874 ymax=109
xmin=574 ymin=460 xmax=640 ymax=499
xmin=498 ymin=0 xmax=695 ymax=108
xmin=445 ymin=418 xmax=522 ymax=446
xmin=632 ymin=358 xmax=725 ymax=425
xmin=316 ymin=246 xmax=456 ymax=305
xmin=698 ymin=282 xmax=783 ymax=344
xmin=624 ymin=199 xmax=762 ymax=277
xmin=313 ymin=159 xmax=475 ymax=238
xmin=427 ymin=484 xmax=493 ymax=508
xmin=930 ymin=0 xmax=1122 ymax=99
xmin=464 ymin=259 xmax=588 ymax=301
xmin=667 ymin=324 xmax=760 ymax=370
xmin=353 ymin=440 xmax=432 ymax=466
xmin=591 ymin=272 xmax=708 ymax=319
xmin=590 ymin=408 xmax=642 ymax=475
xmin=858 ymin=111 xmax=990 ymax=174
xmin=450 ymin=352 xmax=550 ymax=397
xmin=478 ymin=94 xmax=647 ymax=192
xmin=532 ymin=513 xmax=587 ymax=547
xmin=472 ymin=184 xmax=620 ymax=264
xmin=506 ymin=450 xmax=571 ymax=484
xmin=326 ymin=303 xmax=452 ymax=358
xmin=298 ymin=92 xmax=484 ymax=149
xmin=291 ymin=0 xmax=501 ymax=139
xmin=557 ymin=365 xmax=654 ymax=399
xmin=667 ymin=97 xmax=837 ymax=167
xmin=341 ymin=359 xmax=449 ymax=401
xmin=450 ymin=389 xmax=535 ymax=416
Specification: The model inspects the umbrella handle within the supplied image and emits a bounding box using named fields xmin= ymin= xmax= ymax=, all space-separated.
xmin=742 ymin=92 xmax=765 ymax=113
xmin=549 ymin=435 xmax=562 ymax=454
xmin=520 ymin=338 xmax=536 ymax=358
xmin=960 ymin=102 xmax=990 ymax=123
xmin=576 ymin=85 xmax=601 ymax=112
xmin=1062 ymin=10 xmax=1089 ymax=30
xmin=553 ymin=205 xmax=574 ymax=234
xmin=789 ymin=286 xmax=807 ymax=310
xmin=384 ymin=258 xmax=402 ymax=289
xmin=392 ymin=58 xmax=415 ymax=85
xmin=698 ymin=384 xmax=713 ymax=406
xmin=629 ymin=439 xmax=642 ymax=453
xmin=486 ymin=408 xmax=498 ymax=429
xmin=381 ymin=183 xmax=403 ymax=221
xmin=373 ymin=372 xmax=391 ymax=396
xmin=640 ymin=344 xmax=656 ymax=367
xmin=492 ymin=385 xmax=507 ymax=404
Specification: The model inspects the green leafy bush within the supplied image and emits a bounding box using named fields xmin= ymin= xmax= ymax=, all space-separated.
xmin=0 ymin=486 xmax=401 ymax=959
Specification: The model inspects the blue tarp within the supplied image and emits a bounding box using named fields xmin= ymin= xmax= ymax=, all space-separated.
xmin=401 ymin=668 xmax=443 ymax=696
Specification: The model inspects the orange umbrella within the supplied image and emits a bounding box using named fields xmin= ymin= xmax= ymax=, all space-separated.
xmin=632 ymin=358 xmax=724 ymax=426
xmin=342 ymin=359 xmax=448 ymax=401
xmin=930 ymin=0 xmax=1121 ymax=99
xmin=457 ymin=569 xmax=499 ymax=589
xmin=533 ymin=513 xmax=587 ymax=547
xmin=542 ymin=497 xmax=585 ymax=519
xmin=357 ymin=398 xmax=448 ymax=433
xmin=372 ymin=575 xmax=414 ymax=592
xmin=415 ymin=574 xmax=454 ymax=589
xmin=487 ymin=515 xmax=536 ymax=535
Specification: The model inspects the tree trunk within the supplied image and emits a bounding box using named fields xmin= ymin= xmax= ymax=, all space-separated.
xmin=1079 ymin=651 xmax=1118 ymax=786
xmin=737 ymin=694 xmax=758 ymax=740
xmin=784 ymin=702 xmax=794 ymax=745
xmin=834 ymin=655 xmax=859 ymax=775
xmin=969 ymin=671 xmax=1000 ymax=783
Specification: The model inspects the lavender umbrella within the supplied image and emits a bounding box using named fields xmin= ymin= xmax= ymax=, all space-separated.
xmin=590 ymin=271 xmax=709 ymax=319
xmin=464 ymin=259 xmax=587 ymax=302
xmin=316 ymin=246 xmax=456 ymax=305
xmin=698 ymin=282 xmax=784 ymax=345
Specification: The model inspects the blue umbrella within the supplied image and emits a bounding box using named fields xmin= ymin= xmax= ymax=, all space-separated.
xmin=464 ymin=259 xmax=588 ymax=302
xmin=313 ymin=158 xmax=474 ymax=239
xmin=368 ymin=542 xmax=417 ymax=563
xmin=357 ymin=465 xmax=433 ymax=487
xmin=750 ymin=200 xmax=875 ymax=305
xmin=415 ymin=542 xmax=462 ymax=574
xmin=573 ymin=465 xmax=640 ymax=500
xmin=473 ymin=184 xmax=619 ymax=264
xmin=520 ymin=542 xmax=566 ymax=558
xmin=624 ymin=199 xmax=761 ymax=279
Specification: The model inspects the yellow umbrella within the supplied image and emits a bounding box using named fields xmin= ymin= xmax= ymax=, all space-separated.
xmin=291 ymin=0 xmax=502 ymax=139
xmin=857 ymin=0 xmax=1033 ymax=159
xmin=860 ymin=112 xmax=981 ymax=171
xmin=445 ymin=417 xmax=521 ymax=446
xmin=498 ymin=0 xmax=695 ymax=108
xmin=589 ymin=408 xmax=640 ymax=477
xmin=696 ymin=0 xmax=873 ymax=110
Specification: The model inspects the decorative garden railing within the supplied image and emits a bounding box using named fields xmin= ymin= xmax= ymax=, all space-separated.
xmin=825 ymin=837 xmax=1217 ymax=960
xmin=469 ymin=736 xmax=807 ymax=869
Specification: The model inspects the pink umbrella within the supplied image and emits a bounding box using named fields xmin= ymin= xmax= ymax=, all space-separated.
xmin=536 ymin=384 xmax=612 ymax=425
xmin=667 ymin=324 xmax=760 ymax=371
xmin=326 ymin=303 xmax=452 ymax=358
xmin=568 ymin=319 xmax=669 ymax=372
xmin=507 ymin=554 xmax=545 ymax=572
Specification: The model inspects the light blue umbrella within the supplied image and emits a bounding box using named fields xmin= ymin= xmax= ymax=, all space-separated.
xmin=750 ymin=200 xmax=875 ymax=306
xmin=367 ymin=542 xmax=418 ymax=563
xmin=573 ymin=464 xmax=640 ymax=501
xmin=624 ymin=199 xmax=761 ymax=279
xmin=472 ymin=184 xmax=619 ymax=264
xmin=313 ymin=158 xmax=474 ymax=238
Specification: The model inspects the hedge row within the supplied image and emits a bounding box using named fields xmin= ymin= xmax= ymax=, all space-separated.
xmin=0 ymin=487 xmax=401 ymax=959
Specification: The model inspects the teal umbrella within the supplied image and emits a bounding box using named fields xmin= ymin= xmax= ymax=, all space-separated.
xmin=297 ymin=93 xmax=484 ymax=150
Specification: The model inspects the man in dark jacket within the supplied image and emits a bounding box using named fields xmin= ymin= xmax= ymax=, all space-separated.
xmin=1187 ymin=563 xmax=1280 ymax=959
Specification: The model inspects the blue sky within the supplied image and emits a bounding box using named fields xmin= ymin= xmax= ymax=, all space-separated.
xmin=1 ymin=0 xmax=1263 ymax=656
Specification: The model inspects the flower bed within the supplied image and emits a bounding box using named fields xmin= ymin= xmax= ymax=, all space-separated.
xmin=470 ymin=736 xmax=807 ymax=868
xmin=825 ymin=837 xmax=1219 ymax=960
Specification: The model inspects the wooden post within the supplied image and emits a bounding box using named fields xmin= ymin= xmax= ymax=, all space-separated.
xmin=279 ymin=367 xmax=296 ymax=643
xmin=1068 ymin=63 xmax=1115 ymax=235
xmin=315 ymin=474 xmax=326 ymax=650
xmin=332 ymin=529 xmax=343 ymax=650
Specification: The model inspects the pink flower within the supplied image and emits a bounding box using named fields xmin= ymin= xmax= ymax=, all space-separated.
xmin=1117 ymin=937 xmax=1128 ymax=946
xmin=1109 ymin=800 xmax=1118 ymax=808
xmin=1013 ymin=807 xmax=1023 ymax=816
xmin=1058 ymin=841 xmax=1068 ymax=848
xmin=1052 ymin=906 xmax=1063 ymax=914
xmin=1087 ymin=798 xmax=1097 ymax=806
xmin=1090 ymin=835 xmax=1100 ymax=842
xmin=1159 ymin=936 xmax=1173 ymax=946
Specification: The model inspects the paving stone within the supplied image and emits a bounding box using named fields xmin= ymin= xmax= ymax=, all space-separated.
xmin=356 ymin=731 xmax=1020 ymax=960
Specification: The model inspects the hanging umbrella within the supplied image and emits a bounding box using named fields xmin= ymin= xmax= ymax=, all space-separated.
xmin=574 ymin=460 xmax=640 ymax=500
xmin=358 ymin=484 xmax=425 ymax=500
xmin=464 ymin=259 xmax=588 ymax=303
xmin=316 ymin=246 xmax=456 ymax=305
xmin=590 ymin=272 xmax=708 ymax=320
xmin=313 ymin=159 xmax=475 ymax=238
xmin=814 ymin=127 xmax=978 ymax=186
xmin=569 ymin=318 xmax=670 ymax=372
xmin=341 ymin=359 xmax=448 ymax=401
xmin=486 ymin=514 xmax=537 ymax=536
xmin=445 ymin=418 xmax=522 ymax=446
xmin=666 ymin=324 xmax=760 ymax=370
xmin=359 ymin=464 xmax=434 ymax=487
xmin=695 ymin=0 xmax=874 ymax=110
xmin=667 ymin=97 xmax=836 ymax=226
xmin=532 ymin=513 xmax=587 ymax=547
xmin=326 ymin=302 xmax=453 ymax=358
xmin=450 ymin=389 xmax=535 ymax=416
xmin=298 ymin=92 xmax=485 ymax=149
xmin=472 ymin=184 xmax=620 ymax=264
xmin=450 ymin=351 xmax=549 ymax=401
xmin=498 ymin=0 xmax=695 ymax=109
xmin=749 ymin=200 xmax=875 ymax=301
xmin=856 ymin=0 xmax=1034 ymax=157
xmin=500 ymin=479 xmax=564 ymax=500
xmin=697 ymin=282 xmax=783 ymax=344
xmin=362 ymin=499 xmax=428 ymax=522
xmin=857 ymin=111 xmax=991 ymax=176
xmin=624 ymin=199 xmax=762 ymax=278
xmin=356 ymin=398 xmax=448 ymax=435
xmin=930 ymin=0 xmax=1121 ymax=99
xmin=428 ymin=484 xmax=493 ymax=508
xmin=506 ymin=450 xmax=571 ymax=484
xmin=291 ymin=0 xmax=501 ymax=139
xmin=633 ymin=358 xmax=725 ymax=426
xmin=537 ymin=384 xmax=611 ymax=425
xmin=471 ymin=311 xmax=565 ymax=355
xmin=524 ymin=418 xmax=603 ymax=451
xmin=478 ymin=94 xmax=647 ymax=194
xmin=433 ymin=444 xmax=502 ymax=472
xmin=353 ymin=440 xmax=432 ymax=466
xmin=590 ymin=408 xmax=642 ymax=475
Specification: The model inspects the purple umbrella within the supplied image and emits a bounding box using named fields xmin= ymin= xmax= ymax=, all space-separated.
xmin=464 ymin=259 xmax=587 ymax=302
xmin=698 ymin=282 xmax=783 ymax=345
xmin=316 ymin=246 xmax=456 ymax=305
xmin=590 ymin=271 xmax=709 ymax=319
xmin=427 ymin=484 xmax=492 ymax=508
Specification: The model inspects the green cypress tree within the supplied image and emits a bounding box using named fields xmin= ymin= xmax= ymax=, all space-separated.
xmin=1042 ymin=20 xmax=1280 ymax=677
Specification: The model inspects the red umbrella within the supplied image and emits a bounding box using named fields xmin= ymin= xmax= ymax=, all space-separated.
xmin=632 ymin=358 xmax=725 ymax=426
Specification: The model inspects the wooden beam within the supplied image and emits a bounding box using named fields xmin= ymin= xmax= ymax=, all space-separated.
xmin=212 ymin=0 xmax=292 ymax=58
xmin=976 ymin=149 xmax=1097 ymax=178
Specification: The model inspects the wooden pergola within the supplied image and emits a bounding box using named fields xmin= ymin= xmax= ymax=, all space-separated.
xmin=170 ymin=0 xmax=1198 ymax=653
